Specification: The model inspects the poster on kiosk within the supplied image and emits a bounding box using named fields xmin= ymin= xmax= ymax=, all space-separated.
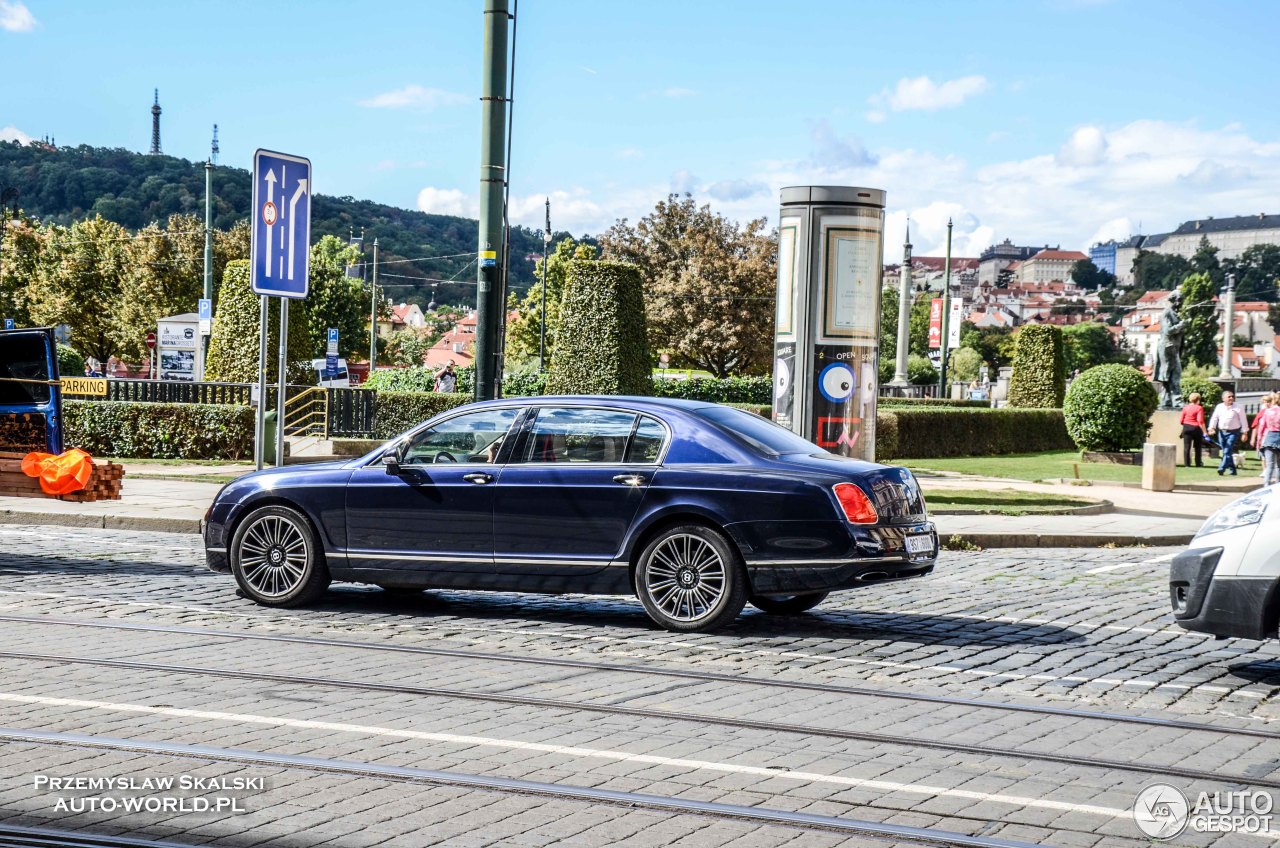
xmin=156 ymin=313 xmax=203 ymax=382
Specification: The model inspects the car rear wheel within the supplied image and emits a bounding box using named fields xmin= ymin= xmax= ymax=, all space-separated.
xmin=635 ymin=525 xmax=746 ymax=632
xmin=749 ymin=592 xmax=829 ymax=615
xmin=231 ymin=505 xmax=330 ymax=607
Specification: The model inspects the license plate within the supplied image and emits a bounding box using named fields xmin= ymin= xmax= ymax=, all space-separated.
xmin=905 ymin=533 xmax=934 ymax=555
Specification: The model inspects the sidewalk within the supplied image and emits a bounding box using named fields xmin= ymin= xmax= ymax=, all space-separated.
xmin=0 ymin=478 xmax=215 ymax=534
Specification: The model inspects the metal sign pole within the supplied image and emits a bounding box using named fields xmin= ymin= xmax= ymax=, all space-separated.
xmin=255 ymin=295 xmax=268 ymax=470
xmin=276 ymin=298 xmax=288 ymax=467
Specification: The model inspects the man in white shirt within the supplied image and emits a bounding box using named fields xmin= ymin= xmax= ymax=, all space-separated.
xmin=1207 ymin=390 xmax=1248 ymax=476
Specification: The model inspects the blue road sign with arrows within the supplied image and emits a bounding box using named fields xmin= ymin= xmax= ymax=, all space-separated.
xmin=251 ymin=149 xmax=311 ymax=299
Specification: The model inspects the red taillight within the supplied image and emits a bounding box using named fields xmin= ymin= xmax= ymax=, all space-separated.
xmin=833 ymin=483 xmax=878 ymax=524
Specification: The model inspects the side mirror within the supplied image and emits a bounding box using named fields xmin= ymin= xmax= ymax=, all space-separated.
xmin=382 ymin=454 xmax=401 ymax=475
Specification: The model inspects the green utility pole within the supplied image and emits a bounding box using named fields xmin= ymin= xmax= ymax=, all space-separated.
xmin=368 ymin=238 xmax=379 ymax=371
xmin=202 ymin=159 xmax=213 ymax=361
xmin=475 ymin=0 xmax=510 ymax=401
xmin=937 ymin=218 xmax=953 ymax=397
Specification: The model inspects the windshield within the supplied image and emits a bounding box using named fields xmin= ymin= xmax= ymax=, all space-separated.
xmin=697 ymin=406 xmax=822 ymax=456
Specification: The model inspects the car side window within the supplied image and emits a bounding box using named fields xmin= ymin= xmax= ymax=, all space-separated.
xmin=401 ymin=408 xmax=520 ymax=465
xmin=517 ymin=408 xmax=638 ymax=463
xmin=625 ymin=415 xmax=667 ymax=464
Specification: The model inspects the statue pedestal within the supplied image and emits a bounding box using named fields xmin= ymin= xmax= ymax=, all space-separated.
xmin=1149 ymin=409 xmax=1184 ymax=447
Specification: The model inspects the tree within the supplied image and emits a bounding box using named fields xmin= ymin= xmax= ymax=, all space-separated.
xmin=1179 ymin=272 xmax=1219 ymax=368
xmin=960 ymin=323 xmax=1014 ymax=371
xmin=505 ymin=237 xmax=597 ymax=368
xmin=1008 ymin=324 xmax=1066 ymax=407
xmin=0 ymin=215 xmax=44 ymax=326
xmin=878 ymin=286 xmax=900 ymax=381
xmin=544 ymin=260 xmax=650 ymax=395
xmin=1190 ymin=236 xmax=1223 ymax=287
xmin=111 ymin=217 xmax=205 ymax=361
xmin=907 ymin=294 xmax=933 ymax=355
xmin=600 ymin=194 xmax=774 ymax=378
xmin=382 ymin=328 xmax=436 ymax=367
xmin=304 ymin=235 xmax=369 ymax=360
xmin=1061 ymin=322 xmax=1121 ymax=373
xmin=27 ymin=216 xmax=129 ymax=364
xmin=907 ymin=354 xmax=936 ymax=385
xmin=1069 ymin=258 xmax=1115 ymax=291
xmin=1225 ymin=243 xmax=1280 ymax=301
xmin=1132 ymin=250 xmax=1192 ymax=292
xmin=205 ymin=260 xmax=313 ymax=383
xmin=948 ymin=347 xmax=982 ymax=383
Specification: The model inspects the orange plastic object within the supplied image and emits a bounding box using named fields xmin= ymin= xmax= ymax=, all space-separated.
xmin=20 ymin=449 xmax=95 ymax=495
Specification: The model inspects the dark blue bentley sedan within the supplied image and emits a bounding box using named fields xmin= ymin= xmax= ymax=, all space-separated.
xmin=204 ymin=397 xmax=937 ymax=632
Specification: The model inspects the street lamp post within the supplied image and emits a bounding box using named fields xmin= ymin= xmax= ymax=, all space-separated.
xmin=1219 ymin=272 xmax=1236 ymax=379
xmin=937 ymin=219 xmax=954 ymax=397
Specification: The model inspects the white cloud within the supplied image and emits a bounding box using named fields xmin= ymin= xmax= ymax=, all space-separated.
xmin=1057 ymin=125 xmax=1108 ymax=166
xmin=510 ymin=189 xmax=609 ymax=235
xmin=670 ymin=169 xmax=698 ymax=195
xmin=871 ymin=75 xmax=989 ymax=115
xmin=0 ymin=125 xmax=32 ymax=144
xmin=707 ymin=179 xmax=768 ymax=202
xmin=663 ymin=87 xmax=696 ymax=98
xmin=416 ymin=187 xmax=477 ymax=218
xmin=616 ymin=147 xmax=643 ymax=160
xmin=359 ymin=85 xmax=468 ymax=110
xmin=0 ymin=1 xmax=36 ymax=32
xmin=810 ymin=120 xmax=875 ymax=170
xmin=1088 ymin=217 xmax=1134 ymax=246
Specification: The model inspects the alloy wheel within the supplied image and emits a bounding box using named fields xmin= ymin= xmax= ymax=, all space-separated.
xmin=238 ymin=513 xmax=310 ymax=599
xmin=644 ymin=533 xmax=727 ymax=623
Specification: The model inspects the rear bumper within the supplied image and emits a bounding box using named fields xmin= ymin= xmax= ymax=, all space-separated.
xmin=732 ymin=519 xmax=937 ymax=595
xmin=1170 ymin=546 xmax=1279 ymax=640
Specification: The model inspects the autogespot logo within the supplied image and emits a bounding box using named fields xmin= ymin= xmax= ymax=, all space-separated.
xmin=1134 ymin=784 xmax=1189 ymax=839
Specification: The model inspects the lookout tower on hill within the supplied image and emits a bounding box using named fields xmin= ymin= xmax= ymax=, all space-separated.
xmin=150 ymin=89 xmax=162 ymax=155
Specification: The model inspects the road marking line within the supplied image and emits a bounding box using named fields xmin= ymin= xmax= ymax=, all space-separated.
xmin=0 ymin=591 xmax=1271 ymax=704
xmin=0 ymin=691 xmax=1131 ymax=819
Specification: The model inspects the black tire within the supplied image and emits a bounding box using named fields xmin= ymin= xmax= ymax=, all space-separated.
xmin=230 ymin=505 xmax=330 ymax=607
xmin=749 ymin=592 xmax=829 ymax=615
xmin=635 ymin=524 xmax=747 ymax=633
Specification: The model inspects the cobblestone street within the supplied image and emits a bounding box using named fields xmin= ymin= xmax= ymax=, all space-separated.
xmin=0 ymin=524 xmax=1276 ymax=847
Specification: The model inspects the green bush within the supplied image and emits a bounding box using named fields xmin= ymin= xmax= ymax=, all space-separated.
xmin=503 ymin=368 xmax=547 ymax=397
xmin=63 ymin=400 xmax=254 ymax=459
xmin=878 ymin=396 xmax=989 ymax=408
xmin=364 ymin=367 xmax=436 ymax=392
xmin=651 ymin=376 xmax=771 ymax=404
xmin=876 ymin=408 xmax=1073 ymax=461
xmin=908 ymin=354 xmax=937 ymax=385
xmin=205 ymin=260 xmax=313 ymax=384
xmin=948 ymin=347 xmax=982 ymax=383
xmin=724 ymin=402 xmax=770 ymax=417
xmin=545 ymin=260 xmax=650 ymax=395
xmin=1179 ymin=375 xmax=1222 ymax=409
xmin=1063 ymin=364 xmax=1159 ymax=451
xmin=373 ymin=391 xmax=472 ymax=439
xmin=56 ymin=344 xmax=84 ymax=379
xmin=1008 ymin=325 xmax=1065 ymax=407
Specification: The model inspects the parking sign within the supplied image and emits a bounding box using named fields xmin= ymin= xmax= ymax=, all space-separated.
xmin=327 ymin=328 xmax=339 ymax=356
xmin=251 ymin=149 xmax=312 ymax=298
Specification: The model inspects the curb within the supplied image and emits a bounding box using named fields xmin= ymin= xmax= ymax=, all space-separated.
xmin=0 ymin=510 xmax=201 ymax=535
xmin=942 ymin=532 xmax=1193 ymax=549
xmin=931 ymin=500 xmax=1113 ymax=517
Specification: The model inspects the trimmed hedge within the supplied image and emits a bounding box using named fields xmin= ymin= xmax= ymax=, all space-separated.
xmin=57 ymin=344 xmax=83 ymax=379
xmin=545 ymin=260 xmax=650 ymax=395
xmin=63 ymin=400 xmax=255 ymax=459
xmin=373 ymin=391 xmax=471 ymax=439
xmin=1008 ymin=324 xmax=1066 ymax=408
xmin=879 ymin=397 xmax=989 ymax=408
xmin=876 ymin=407 xmax=1074 ymax=461
xmin=1180 ymin=375 xmax=1222 ymax=409
xmin=1063 ymin=364 xmax=1158 ymax=451
xmin=652 ymin=376 xmax=770 ymax=404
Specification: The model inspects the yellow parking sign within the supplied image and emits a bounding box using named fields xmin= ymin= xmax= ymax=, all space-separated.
xmin=61 ymin=377 xmax=108 ymax=397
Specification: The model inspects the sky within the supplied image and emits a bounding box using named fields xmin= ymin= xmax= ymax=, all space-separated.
xmin=3 ymin=0 xmax=1280 ymax=259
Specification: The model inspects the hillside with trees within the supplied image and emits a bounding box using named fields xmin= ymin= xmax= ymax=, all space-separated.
xmin=0 ymin=140 xmax=573 ymax=307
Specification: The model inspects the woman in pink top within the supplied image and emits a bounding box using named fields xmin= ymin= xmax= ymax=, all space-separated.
xmin=1256 ymin=392 xmax=1280 ymax=485
xmin=1179 ymin=392 xmax=1206 ymax=467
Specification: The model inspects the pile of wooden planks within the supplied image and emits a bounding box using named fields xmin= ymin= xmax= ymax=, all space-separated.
xmin=0 ymin=451 xmax=126 ymax=502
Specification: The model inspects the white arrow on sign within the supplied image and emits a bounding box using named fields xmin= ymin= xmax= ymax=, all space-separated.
xmin=287 ymin=178 xmax=308 ymax=281
xmin=264 ymin=168 xmax=277 ymax=277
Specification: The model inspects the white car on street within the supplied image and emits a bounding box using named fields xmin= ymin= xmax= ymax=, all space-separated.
xmin=1171 ymin=486 xmax=1280 ymax=640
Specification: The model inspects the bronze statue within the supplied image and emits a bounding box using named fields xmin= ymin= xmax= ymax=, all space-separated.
xmin=1153 ymin=290 xmax=1185 ymax=409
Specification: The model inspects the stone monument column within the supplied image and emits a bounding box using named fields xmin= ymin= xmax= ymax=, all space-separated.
xmin=888 ymin=221 xmax=912 ymax=388
xmin=772 ymin=186 xmax=886 ymax=461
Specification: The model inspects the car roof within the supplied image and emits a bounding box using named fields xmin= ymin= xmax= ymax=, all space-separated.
xmin=462 ymin=395 xmax=719 ymax=414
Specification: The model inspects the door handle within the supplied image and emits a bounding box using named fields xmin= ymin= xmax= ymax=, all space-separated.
xmin=463 ymin=472 xmax=494 ymax=484
xmin=613 ymin=473 xmax=647 ymax=486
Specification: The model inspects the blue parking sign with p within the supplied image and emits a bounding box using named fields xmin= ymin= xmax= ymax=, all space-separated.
xmin=251 ymin=149 xmax=312 ymax=299
xmin=3 ymin=318 xmax=13 ymax=330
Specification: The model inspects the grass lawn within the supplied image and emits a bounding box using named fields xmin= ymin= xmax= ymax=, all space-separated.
xmin=902 ymin=450 xmax=1253 ymax=484
xmin=920 ymin=487 xmax=1099 ymax=515
xmin=126 ymin=473 xmax=244 ymax=484
xmin=103 ymin=458 xmax=251 ymax=467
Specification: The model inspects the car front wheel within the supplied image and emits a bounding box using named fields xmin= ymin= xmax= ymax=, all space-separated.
xmin=749 ymin=592 xmax=829 ymax=615
xmin=636 ymin=525 xmax=746 ymax=632
xmin=231 ymin=505 xmax=330 ymax=607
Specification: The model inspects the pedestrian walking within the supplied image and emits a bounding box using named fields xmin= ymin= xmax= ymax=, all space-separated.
xmin=1257 ymin=393 xmax=1280 ymax=486
xmin=1207 ymin=390 xmax=1248 ymax=476
xmin=1253 ymin=394 xmax=1273 ymax=477
xmin=1179 ymin=392 xmax=1207 ymax=467
xmin=434 ymin=360 xmax=457 ymax=393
